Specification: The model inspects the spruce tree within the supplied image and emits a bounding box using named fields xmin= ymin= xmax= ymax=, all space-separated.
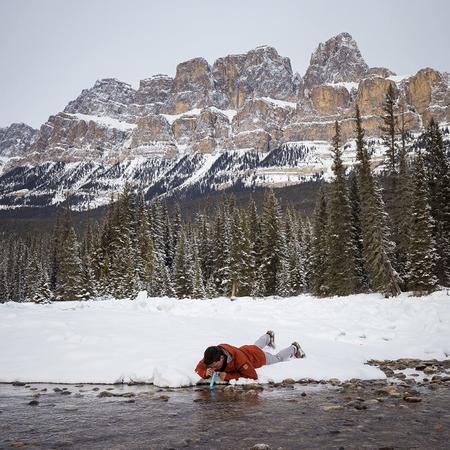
xmin=171 ymin=204 xmax=183 ymax=272
xmin=355 ymin=106 xmax=401 ymax=297
xmin=299 ymin=218 xmax=312 ymax=291
xmin=229 ymin=207 xmax=254 ymax=296
xmin=326 ymin=121 xmax=358 ymax=295
xmin=309 ymin=187 xmax=330 ymax=297
xmin=33 ymin=267 xmax=54 ymax=303
xmin=349 ymin=173 xmax=368 ymax=291
xmin=247 ymin=198 xmax=261 ymax=295
xmin=135 ymin=192 xmax=154 ymax=293
xmin=191 ymin=236 xmax=206 ymax=299
xmin=275 ymin=218 xmax=292 ymax=297
xmin=173 ymin=230 xmax=191 ymax=298
xmin=395 ymin=130 xmax=413 ymax=286
xmin=285 ymin=208 xmax=303 ymax=295
xmin=212 ymin=199 xmax=232 ymax=295
xmin=259 ymin=189 xmax=283 ymax=296
xmin=423 ymin=119 xmax=450 ymax=286
xmin=58 ymin=227 xmax=86 ymax=300
xmin=109 ymin=185 xmax=137 ymax=298
xmin=408 ymin=152 xmax=438 ymax=295
xmin=381 ymin=84 xmax=398 ymax=174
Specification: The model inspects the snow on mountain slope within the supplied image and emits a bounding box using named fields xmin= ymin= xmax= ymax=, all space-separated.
xmin=0 ymin=32 xmax=448 ymax=209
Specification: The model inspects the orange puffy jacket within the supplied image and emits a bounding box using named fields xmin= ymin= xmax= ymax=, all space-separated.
xmin=195 ymin=343 xmax=266 ymax=381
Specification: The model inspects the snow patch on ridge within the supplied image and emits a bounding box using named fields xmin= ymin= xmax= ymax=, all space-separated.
xmin=68 ymin=113 xmax=137 ymax=131
xmin=260 ymin=97 xmax=297 ymax=109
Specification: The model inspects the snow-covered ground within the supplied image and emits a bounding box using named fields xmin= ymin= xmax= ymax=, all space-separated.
xmin=0 ymin=291 xmax=449 ymax=387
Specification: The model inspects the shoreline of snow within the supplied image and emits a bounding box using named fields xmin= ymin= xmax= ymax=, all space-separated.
xmin=0 ymin=291 xmax=449 ymax=387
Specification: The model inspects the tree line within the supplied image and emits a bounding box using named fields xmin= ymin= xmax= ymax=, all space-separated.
xmin=1 ymin=89 xmax=449 ymax=302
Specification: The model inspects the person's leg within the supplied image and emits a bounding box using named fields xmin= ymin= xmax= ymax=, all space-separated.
xmin=254 ymin=333 xmax=270 ymax=349
xmin=264 ymin=344 xmax=296 ymax=365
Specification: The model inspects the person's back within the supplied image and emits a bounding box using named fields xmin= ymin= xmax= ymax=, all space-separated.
xmin=195 ymin=331 xmax=305 ymax=382
xmin=195 ymin=343 xmax=265 ymax=380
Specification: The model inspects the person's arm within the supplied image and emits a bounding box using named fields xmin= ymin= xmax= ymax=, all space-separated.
xmin=195 ymin=360 xmax=208 ymax=379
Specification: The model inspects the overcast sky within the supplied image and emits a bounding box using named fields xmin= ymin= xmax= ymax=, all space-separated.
xmin=1 ymin=0 xmax=448 ymax=128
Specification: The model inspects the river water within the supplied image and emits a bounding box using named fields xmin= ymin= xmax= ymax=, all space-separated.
xmin=1 ymin=381 xmax=449 ymax=449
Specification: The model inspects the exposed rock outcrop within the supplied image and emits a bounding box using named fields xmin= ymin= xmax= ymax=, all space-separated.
xmin=30 ymin=112 xmax=134 ymax=163
xmin=172 ymin=58 xmax=218 ymax=113
xmin=303 ymin=32 xmax=369 ymax=90
xmin=64 ymin=78 xmax=136 ymax=119
xmin=310 ymin=85 xmax=351 ymax=115
xmin=0 ymin=123 xmax=38 ymax=157
xmin=135 ymin=75 xmax=174 ymax=107
xmin=1 ymin=32 xmax=448 ymax=199
xmin=356 ymin=77 xmax=397 ymax=116
xmin=366 ymin=67 xmax=396 ymax=78
xmin=213 ymin=46 xmax=297 ymax=108
xmin=407 ymin=68 xmax=444 ymax=114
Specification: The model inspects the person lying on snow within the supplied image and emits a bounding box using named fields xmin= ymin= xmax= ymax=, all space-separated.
xmin=195 ymin=331 xmax=306 ymax=382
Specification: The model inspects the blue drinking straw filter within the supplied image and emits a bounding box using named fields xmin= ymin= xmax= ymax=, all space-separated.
xmin=209 ymin=371 xmax=217 ymax=389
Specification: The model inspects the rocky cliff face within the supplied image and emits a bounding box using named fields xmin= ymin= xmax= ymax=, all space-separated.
xmin=64 ymin=78 xmax=136 ymax=119
xmin=303 ymin=32 xmax=369 ymax=90
xmin=213 ymin=46 xmax=297 ymax=108
xmin=0 ymin=32 xmax=448 ymax=209
xmin=0 ymin=123 xmax=38 ymax=158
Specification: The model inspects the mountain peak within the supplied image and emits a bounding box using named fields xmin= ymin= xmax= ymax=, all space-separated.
xmin=303 ymin=32 xmax=369 ymax=89
xmin=64 ymin=78 xmax=136 ymax=118
xmin=0 ymin=122 xmax=38 ymax=158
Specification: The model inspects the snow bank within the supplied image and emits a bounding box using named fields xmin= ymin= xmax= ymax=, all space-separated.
xmin=0 ymin=291 xmax=449 ymax=387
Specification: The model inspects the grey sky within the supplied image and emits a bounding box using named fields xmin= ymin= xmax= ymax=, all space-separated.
xmin=1 ymin=0 xmax=448 ymax=128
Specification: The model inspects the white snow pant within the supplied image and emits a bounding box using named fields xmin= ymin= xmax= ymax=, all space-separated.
xmin=254 ymin=334 xmax=295 ymax=365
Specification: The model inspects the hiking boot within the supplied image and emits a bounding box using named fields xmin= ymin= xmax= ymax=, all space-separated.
xmin=292 ymin=341 xmax=306 ymax=358
xmin=266 ymin=330 xmax=276 ymax=349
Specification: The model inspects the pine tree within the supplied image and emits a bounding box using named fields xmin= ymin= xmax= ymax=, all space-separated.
xmin=33 ymin=267 xmax=54 ymax=303
xmin=58 ymin=227 xmax=87 ymax=300
xmin=300 ymin=218 xmax=312 ymax=291
xmin=229 ymin=207 xmax=254 ymax=297
xmin=109 ymin=185 xmax=137 ymax=298
xmin=381 ymin=83 xmax=398 ymax=174
xmin=408 ymin=152 xmax=438 ymax=295
xmin=191 ymin=236 xmax=206 ymax=299
xmin=205 ymin=274 xmax=218 ymax=299
xmin=171 ymin=204 xmax=183 ymax=272
xmin=349 ymin=172 xmax=368 ymax=291
xmin=247 ymin=198 xmax=261 ymax=295
xmin=161 ymin=203 xmax=173 ymax=269
xmin=212 ymin=199 xmax=232 ymax=295
xmin=423 ymin=119 xmax=450 ymax=286
xmin=355 ymin=106 xmax=401 ymax=297
xmin=50 ymin=206 xmax=72 ymax=295
xmin=259 ymin=189 xmax=284 ymax=296
xmin=395 ymin=128 xmax=413 ymax=286
xmin=309 ymin=187 xmax=330 ymax=297
xmin=275 ymin=217 xmax=292 ymax=297
xmin=326 ymin=121 xmax=358 ymax=295
xmin=24 ymin=239 xmax=44 ymax=301
xmin=285 ymin=208 xmax=303 ymax=295
xmin=80 ymin=222 xmax=96 ymax=299
xmin=173 ymin=230 xmax=191 ymax=298
xmin=135 ymin=192 xmax=154 ymax=293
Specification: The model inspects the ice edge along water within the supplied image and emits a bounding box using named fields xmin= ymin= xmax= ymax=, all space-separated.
xmin=0 ymin=291 xmax=449 ymax=388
